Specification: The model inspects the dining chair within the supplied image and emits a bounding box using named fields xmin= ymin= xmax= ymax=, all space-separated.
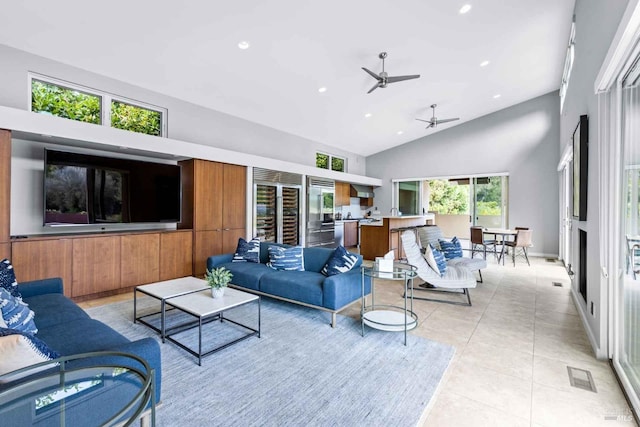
xmin=504 ymin=229 xmax=533 ymax=266
xmin=625 ymin=235 xmax=640 ymax=279
xmin=470 ymin=226 xmax=497 ymax=260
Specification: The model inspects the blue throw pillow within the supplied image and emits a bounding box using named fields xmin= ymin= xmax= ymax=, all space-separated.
xmin=431 ymin=245 xmax=447 ymax=276
xmin=232 ymin=238 xmax=260 ymax=263
xmin=438 ymin=237 xmax=463 ymax=260
xmin=0 ymin=288 xmax=37 ymax=334
xmin=0 ymin=327 xmax=59 ymax=378
xmin=268 ymin=246 xmax=305 ymax=271
xmin=0 ymin=259 xmax=21 ymax=301
xmin=321 ymin=246 xmax=359 ymax=276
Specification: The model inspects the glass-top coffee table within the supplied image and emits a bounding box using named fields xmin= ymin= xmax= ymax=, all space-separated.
xmin=361 ymin=262 xmax=418 ymax=346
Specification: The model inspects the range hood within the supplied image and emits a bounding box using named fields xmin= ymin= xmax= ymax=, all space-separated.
xmin=350 ymin=184 xmax=375 ymax=198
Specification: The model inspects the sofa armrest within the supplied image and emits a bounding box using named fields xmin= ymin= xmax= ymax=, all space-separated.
xmin=110 ymin=338 xmax=162 ymax=402
xmin=207 ymin=254 xmax=234 ymax=271
xmin=323 ymin=270 xmax=371 ymax=310
xmin=17 ymin=277 xmax=64 ymax=298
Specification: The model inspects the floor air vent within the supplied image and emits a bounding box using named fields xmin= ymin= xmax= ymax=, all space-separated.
xmin=567 ymin=366 xmax=597 ymax=392
xmin=546 ymin=258 xmax=556 ymax=263
xmin=552 ymin=282 xmax=563 ymax=287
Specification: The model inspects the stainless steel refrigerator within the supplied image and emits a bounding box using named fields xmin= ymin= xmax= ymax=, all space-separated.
xmin=306 ymin=178 xmax=335 ymax=248
xmin=254 ymin=169 xmax=302 ymax=245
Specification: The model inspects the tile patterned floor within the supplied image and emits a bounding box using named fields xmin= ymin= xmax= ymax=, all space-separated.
xmin=79 ymin=257 xmax=637 ymax=426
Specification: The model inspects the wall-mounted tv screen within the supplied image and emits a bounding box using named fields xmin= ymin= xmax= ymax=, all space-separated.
xmin=44 ymin=149 xmax=181 ymax=226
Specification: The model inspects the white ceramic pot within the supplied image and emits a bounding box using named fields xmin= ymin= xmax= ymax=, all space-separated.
xmin=211 ymin=288 xmax=225 ymax=298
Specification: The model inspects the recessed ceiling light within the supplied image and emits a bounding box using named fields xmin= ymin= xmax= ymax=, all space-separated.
xmin=493 ymin=94 xmax=501 ymax=99
xmin=364 ymin=113 xmax=372 ymax=118
xmin=397 ymin=131 xmax=404 ymax=135
xmin=318 ymin=87 xmax=327 ymax=93
xmin=480 ymin=60 xmax=490 ymax=67
xmin=238 ymin=41 xmax=250 ymax=50
xmin=459 ymin=4 xmax=472 ymax=14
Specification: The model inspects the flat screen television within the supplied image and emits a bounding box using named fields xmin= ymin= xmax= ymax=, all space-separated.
xmin=44 ymin=149 xmax=181 ymax=226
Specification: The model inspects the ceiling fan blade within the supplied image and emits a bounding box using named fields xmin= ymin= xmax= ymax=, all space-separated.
xmin=437 ymin=118 xmax=460 ymax=124
xmin=386 ymin=74 xmax=420 ymax=83
xmin=367 ymin=82 xmax=381 ymax=94
xmin=362 ymin=67 xmax=381 ymax=81
xmin=415 ymin=118 xmax=432 ymax=123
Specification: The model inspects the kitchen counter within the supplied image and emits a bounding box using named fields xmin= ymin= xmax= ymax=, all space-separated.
xmin=359 ymin=216 xmax=429 ymax=260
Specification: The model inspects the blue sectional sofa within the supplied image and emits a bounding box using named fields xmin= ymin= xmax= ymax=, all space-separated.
xmin=0 ymin=277 xmax=161 ymax=425
xmin=207 ymin=244 xmax=371 ymax=327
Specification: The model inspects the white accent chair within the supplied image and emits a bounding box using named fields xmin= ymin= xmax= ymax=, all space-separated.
xmin=401 ymin=230 xmax=477 ymax=306
xmin=417 ymin=225 xmax=487 ymax=282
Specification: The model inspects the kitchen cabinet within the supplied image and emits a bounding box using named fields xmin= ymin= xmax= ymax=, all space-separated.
xmin=344 ymin=221 xmax=358 ymax=247
xmin=0 ymin=130 xmax=10 ymax=247
xmin=335 ymin=182 xmax=351 ymax=207
xmin=180 ymin=159 xmax=247 ymax=275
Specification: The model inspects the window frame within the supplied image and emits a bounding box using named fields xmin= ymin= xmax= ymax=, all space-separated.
xmin=28 ymin=72 xmax=168 ymax=137
xmin=315 ymin=151 xmax=346 ymax=172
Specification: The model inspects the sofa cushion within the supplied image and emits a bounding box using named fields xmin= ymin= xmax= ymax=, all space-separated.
xmin=439 ymin=236 xmax=463 ymax=260
xmin=447 ymin=256 xmax=487 ymax=272
xmin=232 ymin=237 xmax=260 ymax=263
xmin=0 ymin=259 xmax=21 ymax=301
xmin=23 ymin=293 xmax=90 ymax=329
xmin=0 ymin=288 xmax=37 ymax=334
xmin=423 ymin=245 xmax=441 ymax=275
xmin=216 ymin=261 xmax=273 ymax=291
xmin=37 ymin=319 xmax=131 ymax=356
xmin=268 ymin=246 xmax=304 ymax=271
xmin=259 ymin=271 xmax=324 ymax=307
xmin=321 ymin=246 xmax=358 ymax=276
xmin=0 ymin=327 xmax=60 ymax=379
xmin=301 ymin=247 xmax=333 ymax=273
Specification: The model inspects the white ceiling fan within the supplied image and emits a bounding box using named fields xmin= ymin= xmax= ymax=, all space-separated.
xmin=416 ymin=104 xmax=460 ymax=129
xmin=361 ymin=52 xmax=420 ymax=94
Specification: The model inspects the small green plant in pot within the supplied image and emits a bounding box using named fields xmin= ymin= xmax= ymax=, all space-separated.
xmin=204 ymin=267 xmax=233 ymax=298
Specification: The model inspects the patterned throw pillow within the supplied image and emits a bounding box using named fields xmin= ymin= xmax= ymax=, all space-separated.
xmin=0 ymin=288 xmax=37 ymax=335
xmin=0 ymin=259 xmax=21 ymax=301
xmin=431 ymin=245 xmax=447 ymax=277
xmin=232 ymin=238 xmax=260 ymax=263
xmin=438 ymin=237 xmax=463 ymax=260
xmin=0 ymin=328 xmax=59 ymax=379
xmin=321 ymin=246 xmax=359 ymax=276
xmin=268 ymin=246 xmax=304 ymax=271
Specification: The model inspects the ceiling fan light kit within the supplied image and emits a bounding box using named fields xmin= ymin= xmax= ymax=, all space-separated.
xmin=362 ymin=52 xmax=420 ymax=94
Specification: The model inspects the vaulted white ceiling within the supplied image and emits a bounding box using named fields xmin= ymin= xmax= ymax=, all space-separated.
xmin=0 ymin=0 xmax=574 ymax=156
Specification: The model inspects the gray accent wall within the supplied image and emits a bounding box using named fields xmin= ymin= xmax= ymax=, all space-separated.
xmin=559 ymin=0 xmax=630 ymax=356
xmin=0 ymin=44 xmax=366 ymax=175
xmin=366 ymin=91 xmax=560 ymax=257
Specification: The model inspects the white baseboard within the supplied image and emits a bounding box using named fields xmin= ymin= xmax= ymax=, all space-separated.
xmin=570 ymin=287 xmax=607 ymax=359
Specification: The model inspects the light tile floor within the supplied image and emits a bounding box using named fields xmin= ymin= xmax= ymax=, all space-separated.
xmin=79 ymin=256 xmax=637 ymax=426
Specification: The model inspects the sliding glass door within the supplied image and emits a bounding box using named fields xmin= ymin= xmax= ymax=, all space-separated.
xmin=473 ymin=176 xmax=508 ymax=228
xmin=617 ymin=63 xmax=640 ymax=408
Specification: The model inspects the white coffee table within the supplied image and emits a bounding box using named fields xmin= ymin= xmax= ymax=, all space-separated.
xmin=134 ymin=277 xmax=209 ymax=340
xmin=163 ymin=287 xmax=260 ymax=365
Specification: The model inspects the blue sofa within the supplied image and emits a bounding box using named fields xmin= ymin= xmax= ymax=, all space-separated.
xmin=207 ymin=244 xmax=371 ymax=327
xmin=0 ymin=278 xmax=161 ymax=425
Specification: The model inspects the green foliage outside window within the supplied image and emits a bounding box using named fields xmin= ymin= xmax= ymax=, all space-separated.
xmin=111 ymin=101 xmax=162 ymax=136
xmin=32 ymin=80 xmax=101 ymax=124
xmin=475 ymin=178 xmax=503 ymax=215
xmin=331 ymin=157 xmax=345 ymax=172
xmin=316 ymin=153 xmax=329 ymax=169
xmin=428 ymin=179 xmax=468 ymax=214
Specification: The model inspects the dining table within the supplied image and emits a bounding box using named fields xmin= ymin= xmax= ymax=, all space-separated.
xmin=483 ymin=228 xmax=518 ymax=265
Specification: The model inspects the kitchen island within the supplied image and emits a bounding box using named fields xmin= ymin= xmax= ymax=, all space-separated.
xmin=359 ymin=215 xmax=430 ymax=261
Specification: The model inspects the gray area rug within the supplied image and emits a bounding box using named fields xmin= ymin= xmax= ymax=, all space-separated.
xmin=87 ymin=296 xmax=454 ymax=426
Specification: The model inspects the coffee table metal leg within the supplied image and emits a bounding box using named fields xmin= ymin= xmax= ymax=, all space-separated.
xmin=161 ymin=299 xmax=166 ymax=343
xmin=133 ymin=289 xmax=138 ymax=323
xmin=198 ymin=316 xmax=203 ymax=366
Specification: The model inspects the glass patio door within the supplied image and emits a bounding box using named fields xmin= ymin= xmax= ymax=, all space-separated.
xmin=617 ymin=63 xmax=640 ymax=408
xmin=472 ymin=176 xmax=507 ymax=228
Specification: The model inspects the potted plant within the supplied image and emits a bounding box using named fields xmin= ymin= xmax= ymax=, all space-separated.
xmin=204 ymin=267 xmax=233 ymax=298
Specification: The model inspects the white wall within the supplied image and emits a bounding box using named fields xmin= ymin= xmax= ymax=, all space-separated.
xmin=366 ymin=92 xmax=561 ymax=257
xmin=559 ymin=0 xmax=630 ymax=357
xmin=0 ymin=44 xmax=367 ymax=175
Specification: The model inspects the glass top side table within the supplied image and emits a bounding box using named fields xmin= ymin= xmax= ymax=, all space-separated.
xmin=361 ymin=262 xmax=418 ymax=345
